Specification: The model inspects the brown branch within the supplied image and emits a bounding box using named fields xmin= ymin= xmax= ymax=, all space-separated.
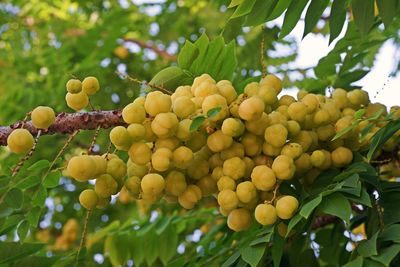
xmin=123 ymin=38 xmax=177 ymax=61
xmin=311 ymin=215 xmax=338 ymax=230
xmin=0 ymin=110 xmax=125 ymax=146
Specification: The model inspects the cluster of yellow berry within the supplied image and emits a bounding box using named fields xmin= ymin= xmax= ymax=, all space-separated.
xmin=65 ymin=76 xmax=100 ymax=111
xmin=7 ymin=106 xmax=55 ymax=154
xmin=63 ymin=73 xmax=399 ymax=232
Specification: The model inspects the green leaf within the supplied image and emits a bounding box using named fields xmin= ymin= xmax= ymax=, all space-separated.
xmin=376 ymin=0 xmax=399 ymax=28
xmin=267 ymin=0 xmax=292 ymax=20
xmin=155 ymin=216 xmax=172 ymax=235
xmin=287 ymin=213 xmax=303 ymax=235
xmin=43 ymin=171 xmax=61 ymax=188
xmin=280 ymin=0 xmax=309 ymax=39
xmin=178 ymin=41 xmax=199 ymax=70
xmin=229 ymin=0 xmax=245 ymax=8
xmin=371 ymin=244 xmax=400 ymax=266
xmin=159 ymin=225 xmax=178 ymax=265
xmin=271 ymin=230 xmax=285 ymax=267
xmin=13 ymin=256 xmax=60 ymax=267
xmin=216 ymin=41 xmax=237 ymax=80
xmin=230 ymin=0 xmax=257 ymax=19
xmin=0 ymin=215 xmax=24 ymax=235
xmin=354 ymin=109 xmax=365 ymax=119
xmin=343 ymin=256 xmax=363 ymax=267
xmin=149 ymin=66 xmax=191 ymax=91
xmin=300 ymin=194 xmax=322 ymax=219
xmin=222 ymin=250 xmax=241 ymax=267
xmin=245 ymin=0 xmax=278 ymax=26
xmin=333 ymin=70 xmax=369 ymax=88
xmin=27 ymin=207 xmax=41 ymax=227
xmin=104 ymin=234 xmax=129 ymax=266
xmin=27 ymin=160 xmax=50 ymax=172
xmin=241 ymin=244 xmax=266 ymax=267
xmin=0 ymin=242 xmax=44 ymax=264
xmin=32 ymin=186 xmax=47 ymax=207
xmin=303 ymin=0 xmax=330 ymax=38
xmin=4 ymin=188 xmax=23 ymax=209
xmin=357 ymin=230 xmax=379 ymax=257
xmin=367 ymin=120 xmax=400 ymax=160
xmin=15 ymin=175 xmax=40 ymax=190
xmin=329 ymin=0 xmax=348 ymax=44
xmin=332 ymin=122 xmax=358 ymax=141
xmin=189 ymin=116 xmax=206 ymax=132
xmin=380 ymin=224 xmax=400 ymax=242
xmin=319 ymin=193 xmax=351 ymax=224
xmin=17 ymin=220 xmax=30 ymax=243
xmin=207 ymin=107 xmax=222 ymax=118
xmin=352 ymin=0 xmax=375 ymax=35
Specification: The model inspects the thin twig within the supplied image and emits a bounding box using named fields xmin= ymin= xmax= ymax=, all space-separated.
xmin=266 ymin=182 xmax=280 ymax=204
xmin=260 ymin=26 xmax=266 ymax=78
xmin=75 ymin=209 xmax=92 ymax=267
xmin=11 ymin=130 xmax=42 ymax=177
xmin=116 ymin=71 xmax=172 ymax=95
xmin=87 ymin=126 xmax=100 ymax=155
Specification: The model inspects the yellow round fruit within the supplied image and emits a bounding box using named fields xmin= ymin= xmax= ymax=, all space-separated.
xmin=165 ymin=171 xmax=187 ymax=196
xmin=202 ymin=94 xmax=228 ymax=121
xmin=288 ymin=102 xmax=307 ymax=122
xmin=91 ymin=155 xmax=107 ymax=176
xmin=151 ymin=147 xmax=172 ymax=171
xmin=222 ymin=157 xmax=245 ymax=180
xmin=7 ymin=129 xmax=34 ymax=154
xmin=217 ymin=176 xmax=236 ymax=191
xmin=251 ymin=165 xmax=276 ymax=191
xmin=196 ymin=175 xmax=217 ymax=196
xmin=66 ymin=79 xmax=82 ymax=94
xmin=106 ymin=158 xmax=127 ymax=181
xmin=109 ymin=126 xmax=131 ymax=148
xmin=128 ymin=142 xmax=151 ymax=165
xmin=127 ymin=123 xmax=146 ymax=141
xmin=217 ymin=189 xmax=239 ymax=211
xmin=141 ymin=173 xmax=165 ymax=195
xmin=254 ymin=204 xmax=277 ymax=225
xmin=79 ymin=189 xmax=98 ymax=210
xmin=144 ymin=91 xmax=172 ymax=116
xmin=67 ymin=155 xmax=96 ymax=181
xmin=272 ymin=155 xmax=296 ymax=180
xmin=82 ymin=76 xmax=100 ymax=95
xmin=125 ymin=176 xmax=141 ymax=196
xmin=221 ymin=118 xmax=245 ymax=137
xmin=280 ymin=143 xmax=303 ymax=159
xmin=217 ymin=80 xmax=237 ymax=104
xmin=172 ymin=96 xmax=196 ymax=119
xmin=65 ymin=91 xmax=88 ymax=111
xmin=238 ymin=97 xmax=265 ymax=121
xmin=310 ymin=150 xmax=326 ymax=168
xmin=122 ymin=103 xmax=146 ymax=124
xmin=264 ymin=124 xmax=288 ymax=148
xmin=260 ymin=74 xmax=282 ymax=94
xmin=31 ymin=106 xmax=56 ymax=129
xmin=275 ymin=195 xmax=299 ymax=219
xmin=151 ymin=112 xmax=179 ymax=138
xmin=207 ymin=130 xmax=233 ymax=153
xmin=95 ymin=174 xmax=118 ymax=198
xmin=227 ymin=208 xmax=252 ymax=232
xmin=236 ymin=181 xmax=257 ymax=203
xmin=331 ymin=146 xmax=353 ymax=167
xmin=172 ymin=146 xmax=193 ymax=169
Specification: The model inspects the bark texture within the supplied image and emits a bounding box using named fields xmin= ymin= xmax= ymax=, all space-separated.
xmin=0 ymin=110 xmax=125 ymax=146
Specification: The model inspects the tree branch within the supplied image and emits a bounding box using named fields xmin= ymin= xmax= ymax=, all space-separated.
xmin=123 ymin=38 xmax=177 ymax=61
xmin=0 ymin=110 xmax=125 ymax=146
